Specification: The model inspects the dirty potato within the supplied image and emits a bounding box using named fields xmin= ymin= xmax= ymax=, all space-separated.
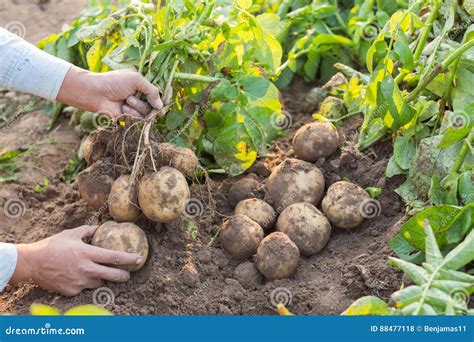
xmin=321 ymin=181 xmax=371 ymax=229
xmin=108 ymin=175 xmax=140 ymax=222
xmin=255 ymin=232 xmax=300 ymax=280
xmin=292 ymin=122 xmax=340 ymax=162
xmin=220 ymin=215 xmax=264 ymax=260
xmin=276 ymin=202 xmax=331 ymax=256
xmin=138 ymin=167 xmax=190 ymax=223
xmin=267 ymin=158 xmax=325 ymax=209
xmin=91 ymin=221 xmax=149 ymax=271
xmin=234 ymin=198 xmax=276 ymax=231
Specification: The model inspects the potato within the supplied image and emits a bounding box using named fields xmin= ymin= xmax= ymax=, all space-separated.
xmin=276 ymin=202 xmax=331 ymax=256
xmin=138 ymin=167 xmax=190 ymax=223
xmin=227 ymin=177 xmax=260 ymax=208
xmin=108 ymin=175 xmax=140 ymax=222
xmin=220 ymin=214 xmax=264 ymax=260
xmin=81 ymin=128 xmax=111 ymax=165
xmin=78 ymin=162 xmax=114 ymax=210
xmin=234 ymin=198 xmax=276 ymax=231
xmin=292 ymin=122 xmax=340 ymax=162
xmin=267 ymin=158 xmax=325 ymax=209
xmin=155 ymin=142 xmax=199 ymax=175
xmin=91 ymin=221 xmax=148 ymax=271
xmin=255 ymin=232 xmax=299 ymax=280
xmin=321 ymin=181 xmax=371 ymax=229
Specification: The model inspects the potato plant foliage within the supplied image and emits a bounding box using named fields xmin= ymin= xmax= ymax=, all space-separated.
xmin=40 ymin=0 xmax=286 ymax=175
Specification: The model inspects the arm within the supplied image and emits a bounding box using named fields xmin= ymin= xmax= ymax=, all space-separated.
xmin=0 ymin=243 xmax=17 ymax=292
xmin=7 ymin=226 xmax=143 ymax=296
xmin=0 ymin=28 xmax=162 ymax=117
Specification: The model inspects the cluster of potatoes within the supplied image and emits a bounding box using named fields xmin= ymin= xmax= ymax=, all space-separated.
xmin=220 ymin=122 xmax=372 ymax=280
xmin=78 ymin=130 xmax=199 ymax=272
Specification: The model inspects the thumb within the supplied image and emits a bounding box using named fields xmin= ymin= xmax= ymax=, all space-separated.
xmin=133 ymin=74 xmax=163 ymax=110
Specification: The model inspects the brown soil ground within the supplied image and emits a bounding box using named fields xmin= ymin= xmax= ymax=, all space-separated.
xmin=0 ymin=0 xmax=407 ymax=315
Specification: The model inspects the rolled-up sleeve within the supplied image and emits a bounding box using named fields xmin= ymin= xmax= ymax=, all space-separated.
xmin=0 ymin=243 xmax=18 ymax=292
xmin=0 ymin=27 xmax=71 ymax=100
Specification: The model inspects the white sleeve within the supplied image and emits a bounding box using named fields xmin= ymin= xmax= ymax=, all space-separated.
xmin=0 ymin=27 xmax=72 ymax=100
xmin=0 ymin=243 xmax=18 ymax=292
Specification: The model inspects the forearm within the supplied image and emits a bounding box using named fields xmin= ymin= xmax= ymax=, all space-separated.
xmin=0 ymin=242 xmax=18 ymax=292
xmin=0 ymin=28 xmax=71 ymax=100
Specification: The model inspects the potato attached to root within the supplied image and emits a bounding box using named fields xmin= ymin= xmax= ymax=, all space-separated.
xmin=154 ymin=142 xmax=199 ymax=175
xmin=220 ymin=215 xmax=264 ymax=260
xmin=92 ymin=221 xmax=149 ymax=272
xmin=138 ymin=166 xmax=190 ymax=223
xmin=293 ymin=122 xmax=340 ymax=162
xmin=78 ymin=161 xmax=115 ymax=210
xmin=255 ymin=232 xmax=299 ymax=280
xmin=276 ymin=202 xmax=331 ymax=256
xmin=108 ymin=175 xmax=140 ymax=222
xmin=322 ymin=181 xmax=371 ymax=229
xmin=235 ymin=198 xmax=276 ymax=231
xmin=267 ymin=158 xmax=325 ymax=209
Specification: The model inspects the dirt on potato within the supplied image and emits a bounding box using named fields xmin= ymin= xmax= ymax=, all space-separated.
xmin=0 ymin=2 xmax=406 ymax=316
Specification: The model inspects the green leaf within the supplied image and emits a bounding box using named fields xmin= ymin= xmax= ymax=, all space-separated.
xmin=386 ymin=156 xmax=405 ymax=177
xmin=380 ymin=76 xmax=415 ymax=130
xmin=389 ymin=234 xmax=425 ymax=263
xmin=443 ymin=229 xmax=474 ymax=270
xmin=391 ymin=286 xmax=422 ymax=308
xmin=341 ymin=296 xmax=392 ymax=315
xmin=388 ymin=257 xmax=429 ymax=285
xmin=236 ymin=0 xmax=253 ymax=10
xmin=423 ymin=220 xmax=443 ymax=267
xmin=458 ymin=172 xmax=474 ymax=205
xmin=393 ymin=29 xmax=413 ymax=70
xmin=393 ymin=134 xmax=416 ymax=170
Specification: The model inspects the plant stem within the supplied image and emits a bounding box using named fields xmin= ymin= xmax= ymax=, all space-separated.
xmin=405 ymin=39 xmax=474 ymax=102
xmin=358 ymin=129 xmax=387 ymax=150
xmin=174 ymin=73 xmax=221 ymax=83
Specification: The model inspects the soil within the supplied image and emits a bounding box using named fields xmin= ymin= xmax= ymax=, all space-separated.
xmin=0 ymin=1 xmax=408 ymax=315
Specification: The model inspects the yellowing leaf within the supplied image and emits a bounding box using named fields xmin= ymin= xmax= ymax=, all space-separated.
xmin=64 ymin=305 xmax=112 ymax=316
xmin=237 ymin=114 xmax=245 ymax=123
xmin=390 ymin=11 xmax=412 ymax=34
xmin=30 ymin=304 xmax=61 ymax=316
xmin=342 ymin=296 xmax=391 ymax=315
xmin=86 ymin=38 xmax=106 ymax=72
xmin=234 ymin=141 xmax=257 ymax=169
xmin=277 ymin=303 xmax=294 ymax=316
xmin=236 ymin=0 xmax=252 ymax=10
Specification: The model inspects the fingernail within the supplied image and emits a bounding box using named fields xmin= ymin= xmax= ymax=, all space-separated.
xmin=136 ymin=258 xmax=143 ymax=265
xmin=128 ymin=96 xmax=138 ymax=106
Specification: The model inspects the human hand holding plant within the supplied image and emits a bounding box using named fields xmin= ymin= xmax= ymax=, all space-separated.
xmin=57 ymin=66 xmax=163 ymax=118
xmin=10 ymin=225 xmax=143 ymax=296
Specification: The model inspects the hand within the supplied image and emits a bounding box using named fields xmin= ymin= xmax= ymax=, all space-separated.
xmin=10 ymin=225 xmax=142 ymax=296
xmin=57 ymin=66 xmax=163 ymax=118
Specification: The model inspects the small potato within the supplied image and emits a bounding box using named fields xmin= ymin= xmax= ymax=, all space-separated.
xmin=220 ymin=215 xmax=264 ymax=260
xmin=108 ymin=175 xmax=140 ymax=222
xmin=267 ymin=158 xmax=325 ymax=209
xmin=155 ymin=142 xmax=199 ymax=175
xmin=81 ymin=128 xmax=111 ymax=165
xmin=227 ymin=177 xmax=260 ymax=208
xmin=321 ymin=181 xmax=371 ymax=229
xmin=235 ymin=198 xmax=276 ymax=231
xmin=255 ymin=232 xmax=299 ymax=280
xmin=91 ymin=221 xmax=149 ymax=271
xmin=292 ymin=122 xmax=340 ymax=162
xmin=138 ymin=167 xmax=190 ymax=223
xmin=78 ymin=162 xmax=114 ymax=210
xmin=276 ymin=202 xmax=331 ymax=256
